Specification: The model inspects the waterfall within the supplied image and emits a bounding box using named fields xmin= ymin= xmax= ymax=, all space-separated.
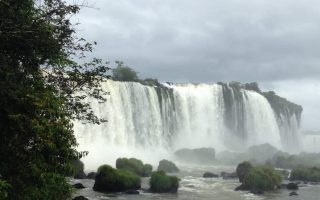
xmin=74 ymin=80 xmax=300 ymax=170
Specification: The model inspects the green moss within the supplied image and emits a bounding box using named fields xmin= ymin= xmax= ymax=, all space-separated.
xmin=0 ymin=179 xmax=11 ymax=200
xmin=93 ymin=165 xmax=141 ymax=192
xmin=290 ymin=167 xmax=320 ymax=182
xmin=116 ymin=158 xmax=153 ymax=177
xmin=149 ymin=171 xmax=179 ymax=193
xmin=243 ymin=166 xmax=282 ymax=191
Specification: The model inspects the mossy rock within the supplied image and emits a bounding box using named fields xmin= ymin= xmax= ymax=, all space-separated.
xmin=236 ymin=161 xmax=253 ymax=183
xmin=149 ymin=171 xmax=179 ymax=193
xmin=67 ymin=159 xmax=87 ymax=179
xmin=242 ymin=165 xmax=282 ymax=191
xmin=116 ymin=158 xmax=153 ymax=177
xmin=290 ymin=167 xmax=320 ymax=182
xmin=203 ymin=172 xmax=219 ymax=178
xmin=93 ymin=165 xmax=141 ymax=192
xmin=157 ymin=159 xmax=179 ymax=173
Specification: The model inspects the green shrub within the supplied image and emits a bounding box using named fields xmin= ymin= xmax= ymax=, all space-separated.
xmin=116 ymin=158 xmax=153 ymax=177
xmin=93 ymin=165 xmax=141 ymax=192
xmin=149 ymin=171 xmax=179 ymax=193
xmin=142 ymin=164 xmax=153 ymax=177
xmin=290 ymin=167 xmax=320 ymax=182
xmin=236 ymin=161 xmax=253 ymax=183
xmin=112 ymin=61 xmax=139 ymax=82
xmin=243 ymin=166 xmax=282 ymax=191
xmin=0 ymin=179 xmax=11 ymax=200
xmin=24 ymin=173 xmax=72 ymax=200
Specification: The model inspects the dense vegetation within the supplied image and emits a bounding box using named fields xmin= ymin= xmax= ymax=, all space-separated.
xmin=290 ymin=167 xmax=320 ymax=182
xmin=242 ymin=166 xmax=282 ymax=191
xmin=149 ymin=171 xmax=179 ymax=193
xmin=93 ymin=165 xmax=141 ymax=193
xmin=0 ymin=0 xmax=109 ymax=199
xmin=116 ymin=157 xmax=153 ymax=177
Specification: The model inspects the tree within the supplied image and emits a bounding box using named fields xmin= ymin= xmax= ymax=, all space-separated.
xmin=112 ymin=61 xmax=139 ymax=82
xmin=0 ymin=0 xmax=109 ymax=199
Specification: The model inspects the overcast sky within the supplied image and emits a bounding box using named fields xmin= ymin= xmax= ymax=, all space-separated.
xmin=71 ymin=0 xmax=320 ymax=130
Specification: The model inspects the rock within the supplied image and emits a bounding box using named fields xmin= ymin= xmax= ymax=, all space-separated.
xmin=73 ymin=183 xmax=85 ymax=189
xmin=157 ymin=159 xmax=179 ymax=173
xmin=250 ymin=189 xmax=264 ymax=195
xmin=235 ymin=184 xmax=248 ymax=191
xmin=68 ymin=159 xmax=87 ymax=179
xmin=236 ymin=161 xmax=253 ymax=183
xmin=72 ymin=196 xmax=89 ymax=200
xmin=287 ymin=182 xmax=299 ymax=190
xmin=241 ymin=166 xmax=282 ymax=191
xmin=124 ymin=190 xmax=140 ymax=194
xmin=289 ymin=191 xmax=298 ymax=196
xmin=221 ymin=171 xmax=238 ymax=179
xmin=87 ymin=172 xmax=97 ymax=179
xmin=93 ymin=165 xmax=141 ymax=192
xmin=203 ymin=172 xmax=219 ymax=178
xmin=291 ymin=167 xmax=320 ymax=182
xmin=74 ymin=171 xmax=87 ymax=179
xmin=247 ymin=143 xmax=280 ymax=163
xmin=116 ymin=157 xmax=153 ymax=177
xmin=175 ymin=147 xmax=215 ymax=164
xmin=149 ymin=171 xmax=179 ymax=193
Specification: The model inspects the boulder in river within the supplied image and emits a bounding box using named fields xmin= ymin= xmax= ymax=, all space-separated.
xmin=287 ymin=182 xmax=299 ymax=190
xmin=203 ymin=172 xmax=219 ymax=178
xmin=175 ymin=147 xmax=215 ymax=164
xmin=157 ymin=159 xmax=179 ymax=173
xmin=73 ymin=183 xmax=85 ymax=189
xmin=221 ymin=171 xmax=238 ymax=179
xmin=149 ymin=171 xmax=179 ymax=193
xmin=289 ymin=191 xmax=298 ymax=196
xmin=87 ymin=172 xmax=97 ymax=179
xmin=93 ymin=165 xmax=141 ymax=193
xmin=72 ymin=196 xmax=89 ymax=200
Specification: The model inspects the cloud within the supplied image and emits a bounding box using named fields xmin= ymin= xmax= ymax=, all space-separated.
xmin=261 ymin=80 xmax=320 ymax=131
xmin=70 ymin=0 xmax=320 ymax=129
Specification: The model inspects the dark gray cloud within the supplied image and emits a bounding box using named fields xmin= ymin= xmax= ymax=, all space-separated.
xmin=71 ymin=0 xmax=320 ymax=129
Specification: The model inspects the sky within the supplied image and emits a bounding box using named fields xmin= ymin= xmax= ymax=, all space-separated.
xmin=70 ymin=0 xmax=320 ymax=131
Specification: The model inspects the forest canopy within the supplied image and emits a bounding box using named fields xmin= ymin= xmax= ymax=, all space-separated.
xmin=0 ymin=0 xmax=109 ymax=199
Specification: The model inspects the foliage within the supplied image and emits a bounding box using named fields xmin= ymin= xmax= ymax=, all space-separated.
xmin=93 ymin=165 xmax=141 ymax=192
xmin=236 ymin=161 xmax=253 ymax=183
xmin=290 ymin=167 xmax=320 ymax=182
xmin=116 ymin=157 xmax=153 ymax=177
xmin=243 ymin=82 xmax=261 ymax=93
xmin=23 ymin=173 xmax=72 ymax=200
xmin=140 ymin=78 xmax=160 ymax=86
xmin=149 ymin=171 xmax=179 ymax=193
xmin=66 ymin=159 xmax=84 ymax=177
xmin=0 ymin=179 xmax=11 ymax=200
xmin=157 ymin=159 xmax=179 ymax=173
xmin=242 ymin=166 xmax=282 ymax=191
xmin=112 ymin=61 xmax=139 ymax=82
xmin=142 ymin=164 xmax=153 ymax=177
xmin=0 ymin=0 xmax=109 ymax=199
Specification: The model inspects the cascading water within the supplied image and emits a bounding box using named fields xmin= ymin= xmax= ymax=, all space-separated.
xmin=73 ymin=80 xmax=301 ymax=170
